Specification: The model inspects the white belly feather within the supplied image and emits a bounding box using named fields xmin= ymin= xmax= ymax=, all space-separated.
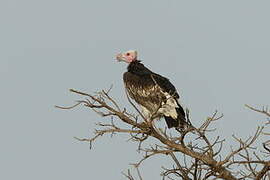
xmin=158 ymin=92 xmax=179 ymax=119
xmin=140 ymin=105 xmax=151 ymax=119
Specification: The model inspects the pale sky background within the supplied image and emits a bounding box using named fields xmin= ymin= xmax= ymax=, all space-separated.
xmin=1 ymin=0 xmax=270 ymax=179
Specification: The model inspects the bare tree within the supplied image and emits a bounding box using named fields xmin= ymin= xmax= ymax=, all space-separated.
xmin=57 ymin=87 xmax=270 ymax=180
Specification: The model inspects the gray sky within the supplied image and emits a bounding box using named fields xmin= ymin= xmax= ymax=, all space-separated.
xmin=1 ymin=0 xmax=270 ymax=179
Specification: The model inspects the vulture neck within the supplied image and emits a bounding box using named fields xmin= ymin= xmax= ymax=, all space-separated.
xmin=127 ymin=60 xmax=152 ymax=76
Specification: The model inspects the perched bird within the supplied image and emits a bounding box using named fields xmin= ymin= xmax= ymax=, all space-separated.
xmin=116 ymin=50 xmax=186 ymax=129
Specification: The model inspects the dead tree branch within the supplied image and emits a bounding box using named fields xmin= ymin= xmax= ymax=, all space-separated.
xmin=57 ymin=88 xmax=270 ymax=180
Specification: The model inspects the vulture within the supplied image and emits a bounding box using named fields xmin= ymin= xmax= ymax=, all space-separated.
xmin=116 ymin=50 xmax=186 ymax=129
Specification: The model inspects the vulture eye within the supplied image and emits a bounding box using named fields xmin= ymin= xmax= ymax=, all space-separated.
xmin=126 ymin=53 xmax=130 ymax=56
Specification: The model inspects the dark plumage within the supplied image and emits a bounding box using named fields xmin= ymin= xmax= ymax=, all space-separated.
xmin=116 ymin=50 xmax=186 ymax=129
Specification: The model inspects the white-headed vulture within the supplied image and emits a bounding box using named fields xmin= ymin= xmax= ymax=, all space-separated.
xmin=116 ymin=50 xmax=186 ymax=129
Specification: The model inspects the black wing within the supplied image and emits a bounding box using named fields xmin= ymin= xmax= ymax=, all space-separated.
xmin=123 ymin=71 xmax=165 ymax=113
xmin=150 ymin=73 xmax=180 ymax=99
xmin=150 ymin=73 xmax=186 ymax=128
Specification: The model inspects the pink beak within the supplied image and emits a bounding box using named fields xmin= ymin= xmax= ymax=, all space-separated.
xmin=116 ymin=53 xmax=123 ymax=61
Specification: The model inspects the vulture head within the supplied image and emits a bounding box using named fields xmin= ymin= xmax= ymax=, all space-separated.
xmin=116 ymin=50 xmax=138 ymax=63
